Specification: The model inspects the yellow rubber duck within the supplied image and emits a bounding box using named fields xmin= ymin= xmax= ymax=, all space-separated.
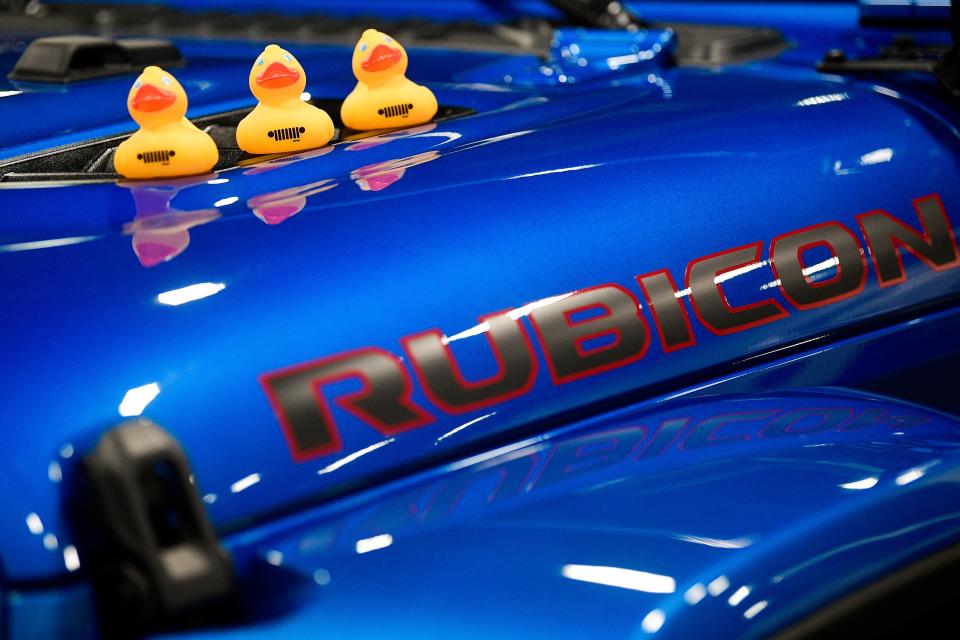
xmin=236 ymin=45 xmax=334 ymax=155
xmin=114 ymin=66 xmax=218 ymax=179
xmin=341 ymin=29 xmax=438 ymax=131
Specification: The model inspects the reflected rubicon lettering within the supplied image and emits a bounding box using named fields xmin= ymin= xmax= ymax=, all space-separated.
xmin=284 ymin=396 xmax=949 ymax=555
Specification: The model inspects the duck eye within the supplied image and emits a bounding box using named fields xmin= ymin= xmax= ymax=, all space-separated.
xmin=385 ymin=37 xmax=393 ymax=43
xmin=257 ymin=57 xmax=265 ymax=66
xmin=283 ymin=53 xmax=293 ymax=62
xmin=134 ymin=81 xmax=142 ymax=89
xmin=360 ymin=43 xmax=367 ymax=52
xmin=161 ymin=76 xmax=172 ymax=86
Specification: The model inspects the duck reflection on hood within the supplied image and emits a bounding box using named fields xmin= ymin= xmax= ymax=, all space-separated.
xmin=118 ymin=175 xmax=221 ymax=267
xmin=351 ymin=151 xmax=441 ymax=192
xmin=246 ymin=179 xmax=338 ymax=225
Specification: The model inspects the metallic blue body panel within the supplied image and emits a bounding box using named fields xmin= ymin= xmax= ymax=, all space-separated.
xmin=0 ymin=2 xmax=958 ymax=637
xmin=5 ymin=584 xmax=96 ymax=640
xmin=4 ymin=53 xmax=959 ymax=580
xmin=158 ymin=389 xmax=960 ymax=639
xmin=43 ymin=0 xmax=564 ymax=22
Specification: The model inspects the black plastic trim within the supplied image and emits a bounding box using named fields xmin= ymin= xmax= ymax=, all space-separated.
xmin=664 ymin=22 xmax=788 ymax=66
xmin=9 ymin=35 xmax=183 ymax=83
xmin=73 ymin=418 xmax=234 ymax=638
xmin=0 ymin=100 xmax=475 ymax=184
xmin=773 ymin=541 xmax=960 ymax=639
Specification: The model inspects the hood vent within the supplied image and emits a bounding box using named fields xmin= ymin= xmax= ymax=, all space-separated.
xmin=0 ymin=99 xmax=473 ymax=185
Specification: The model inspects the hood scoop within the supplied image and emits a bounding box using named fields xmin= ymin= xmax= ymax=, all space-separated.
xmin=0 ymin=99 xmax=473 ymax=184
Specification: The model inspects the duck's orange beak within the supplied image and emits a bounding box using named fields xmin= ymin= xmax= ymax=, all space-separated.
xmin=361 ymin=45 xmax=402 ymax=72
xmin=257 ymin=62 xmax=300 ymax=88
xmin=131 ymin=83 xmax=176 ymax=112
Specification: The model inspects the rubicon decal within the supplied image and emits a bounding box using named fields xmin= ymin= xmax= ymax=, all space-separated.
xmin=260 ymin=194 xmax=960 ymax=461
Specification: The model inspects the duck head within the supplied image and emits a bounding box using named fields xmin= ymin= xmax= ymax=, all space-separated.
xmin=250 ymin=44 xmax=306 ymax=103
xmin=352 ymin=29 xmax=408 ymax=86
xmin=127 ymin=66 xmax=188 ymax=127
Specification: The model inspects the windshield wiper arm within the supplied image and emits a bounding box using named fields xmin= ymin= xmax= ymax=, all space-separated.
xmin=545 ymin=0 xmax=645 ymax=29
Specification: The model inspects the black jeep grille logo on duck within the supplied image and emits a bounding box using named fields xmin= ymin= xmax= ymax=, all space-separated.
xmin=268 ymin=126 xmax=306 ymax=142
xmin=137 ymin=150 xmax=175 ymax=165
xmin=378 ymin=103 xmax=413 ymax=118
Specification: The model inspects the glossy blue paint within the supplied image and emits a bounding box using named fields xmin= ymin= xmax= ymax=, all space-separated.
xmin=7 ymin=299 xmax=960 ymax=638
xmin=154 ymin=388 xmax=960 ymax=639
xmin=0 ymin=2 xmax=958 ymax=637
xmin=631 ymin=1 xmax=860 ymax=28
xmin=5 ymin=583 xmax=96 ymax=640
xmin=1 ymin=8 xmax=960 ymax=581
xmin=44 ymin=0 xmax=564 ymax=22
xmin=456 ymin=27 xmax=677 ymax=87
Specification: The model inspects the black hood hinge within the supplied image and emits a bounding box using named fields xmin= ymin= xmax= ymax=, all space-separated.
xmin=71 ymin=418 xmax=235 ymax=638
xmin=817 ymin=1 xmax=960 ymax=98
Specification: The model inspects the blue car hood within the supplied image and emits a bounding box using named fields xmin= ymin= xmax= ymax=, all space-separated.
xmin=159 ymin=389 xmax=960 ymax=640
xmin=1 ymin=34 xmax=960 ymax=585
